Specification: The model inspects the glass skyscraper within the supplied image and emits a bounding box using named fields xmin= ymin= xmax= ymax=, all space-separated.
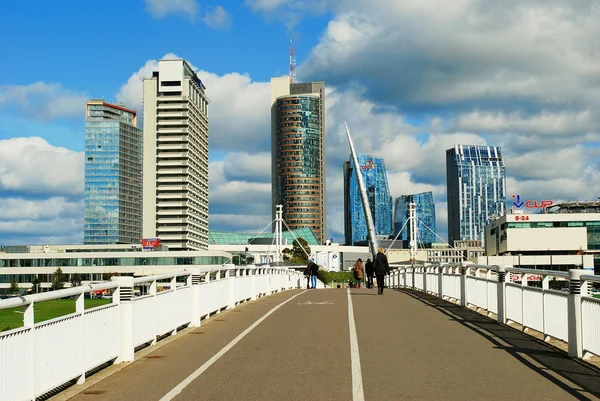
xmin=394 ymin=192 xmax=437 ymax=245
xmin=446 ymin=145 xmax=506 ymax=245
xmin=271 ymin=78 xmax=326 ymax=243
xmin=344 ymin=154 xmax=393 ymax=245
xmin=84 ymin=100 xmax=142 ymax=244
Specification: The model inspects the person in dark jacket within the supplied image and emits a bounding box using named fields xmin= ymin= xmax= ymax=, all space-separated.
xmin=310 ymin=261 xmax=319 ymax=288
xmin=303 ymin=265 xmax=311 ymax=289
xmin=365 ymin=258 xmax=374 ymax=289
xmin=374 ymin=247 xmax=390 ymax=294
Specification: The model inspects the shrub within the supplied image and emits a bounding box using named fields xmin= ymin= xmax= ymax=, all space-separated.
xmin=317 ymin=270 xmax=354 ymax=285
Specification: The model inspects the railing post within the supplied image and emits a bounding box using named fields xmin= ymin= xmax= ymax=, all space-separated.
xmin=423 ymin=266 xmax=428 ymax=294
xmin=75 ymin=288 xmax=86 ymax=384
xmin=496 ymin=265 xmax=507 ymax=325
xmin=226 ymin=267 xmax=235 ymax=310
xmin=251 ymin=268 xmax=258 ymax=299
xmin=568 ymin=269 xmax=586 ymax=358
xmin=438 ymin=266 xmax=444 ymax=299
xmin=112 ymin=276 xmax=135 ymax=363
xmin=460 ymin=262 xmax=470 ymax=307
xmin=187 ymin=268 xmax=202 ymax=328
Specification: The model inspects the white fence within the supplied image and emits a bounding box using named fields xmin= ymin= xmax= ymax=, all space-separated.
xmin=0 ymin=265 xmax=303 ymax=401
xmin=386 ymin=263 xmax=600 ymax=362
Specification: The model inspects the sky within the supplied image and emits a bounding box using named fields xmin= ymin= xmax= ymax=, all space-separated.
xmin=1 ymin=0 xmax=600 ymax=246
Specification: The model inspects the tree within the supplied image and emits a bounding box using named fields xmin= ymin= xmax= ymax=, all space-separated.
xmin=52 ymin=268 xmax=66 ymax=291
xmin=31 ymin=275 xmax=41 ymax=294
xmin=71 ymin=273 xmax=82 ymax=288
xmin=9 ymin=279 xmax=19 ymax=295
xmin=282 ymin=237 xmax=311 ymax=264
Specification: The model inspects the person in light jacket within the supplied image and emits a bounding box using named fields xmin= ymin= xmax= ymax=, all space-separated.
xmin=353 ymin=258 xmax=365 ymax=288
xmin=374 ymin=247 xmax=390 ymax=294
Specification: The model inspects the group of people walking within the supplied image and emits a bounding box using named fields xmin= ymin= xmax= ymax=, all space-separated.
xmin=352 ymin=247 xmax=390 ymax=294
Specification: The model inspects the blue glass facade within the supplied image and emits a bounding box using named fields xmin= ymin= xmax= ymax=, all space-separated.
xmin=344 ymin=154 xmax=393 ymax=245
xmin=394 ymin=192 xmax=437 ymax=245
xmin=446 ymin=145 xmax=506 ymax=245
xmin=84 ymin=102 xmax=142 ymax=244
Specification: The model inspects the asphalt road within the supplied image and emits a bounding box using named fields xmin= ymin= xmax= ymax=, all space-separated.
xmin=64 ymin=287 xmax=600 ymax=401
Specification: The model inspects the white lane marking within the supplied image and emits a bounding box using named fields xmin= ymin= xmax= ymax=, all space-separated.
xmin=347 ymin=288 xmax=365 ymax=401
xmin=159 ymin=290 xmax=309 ymax=401
xmin=297 ymin=300 xmax=333 ymax=305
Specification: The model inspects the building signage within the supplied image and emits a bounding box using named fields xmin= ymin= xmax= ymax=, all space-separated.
xmin=512 ymin=194 xmax=552 ymax=209
xmin=142 ymin=238 xmax=161 ymax=251
xmin=360 ymin=160 xmax=375 ymax=170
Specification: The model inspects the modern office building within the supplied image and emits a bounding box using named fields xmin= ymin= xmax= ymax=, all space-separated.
xmin=446 ymin=145 xmax=506 ymax=246
xmin=343 ymin=154 xmax=393 ymax=245
xmin=142 ymin=59 xmax=210 ymax=251
xmin=270 ymin=77 xmax=326 ymax=243
xmin=84 ymin=100 xmax=142 ymax=245
xmin=394 ymin=191 xmax=437 ymax=246
xmin=483 ymin=202 xmax=600 ymax=274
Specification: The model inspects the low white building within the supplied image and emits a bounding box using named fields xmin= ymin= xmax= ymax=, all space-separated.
xmin=0 ymin=245 xmax=231 ymax=291
xmin=481 ymin=206 xmax=599 ymax=273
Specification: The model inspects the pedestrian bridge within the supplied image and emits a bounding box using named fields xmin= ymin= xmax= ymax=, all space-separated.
xmin=1 ymin=264 xmax=600 ymax=401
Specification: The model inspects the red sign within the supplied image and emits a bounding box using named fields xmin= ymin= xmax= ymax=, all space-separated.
xmin=525 ymin=200 xmax=553 ymax=208
xmin=514 ymin=215 xmax=530 ymax=221
xmin=142 ymin=238 xmax=161 ymax=251
xmin=360 ymin=160 xmax=375 ymax=170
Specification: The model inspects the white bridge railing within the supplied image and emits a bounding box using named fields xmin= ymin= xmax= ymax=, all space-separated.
xmin=386 ymin=263 xmax=600 ymax=362
xmin=0 ymin=265 xmax=303 ymax=401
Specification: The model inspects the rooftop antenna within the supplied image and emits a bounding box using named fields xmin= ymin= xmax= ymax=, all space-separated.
xmin=289 ymin=39 xmax=296 ymax=84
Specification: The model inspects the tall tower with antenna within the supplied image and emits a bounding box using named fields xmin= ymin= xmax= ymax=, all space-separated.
xmin=289 ymin=39 xmax=296 ymax=84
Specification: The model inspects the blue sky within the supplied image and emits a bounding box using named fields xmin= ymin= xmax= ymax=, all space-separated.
xmin=1 ymin=0 xmax=600 ymax=246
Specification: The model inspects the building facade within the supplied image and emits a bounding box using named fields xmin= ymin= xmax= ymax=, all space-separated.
xmin=344 ymin=154 xmax=393 ymax=245
xmin=270 ymin=77 xmax=326 ymax=243
xmin=142 ymin=59 xmax=210 ymax=251
xmin=484 ymin=208 xmax=599 ymax=274
xmin=446 ymin=145 xmax=506 ymax=246
xmin=394 ymin=191 xmax=437 ymax=245
xmin=84 ymin=100 xmax=142 ymax=245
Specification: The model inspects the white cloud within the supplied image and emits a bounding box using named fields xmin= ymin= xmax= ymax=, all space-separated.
xmin=245 ymin=0 xmax=328 ymax=28
xmin=116 ymin=53 xmax=271 ymax=153
xmin=0 ymin=137 xmax=83 ymax=196
xmin=297 ymin=0 xmax=600 ymax=127
xmin=221 ymin=152 xmax=271 ymax=182
xmin=144 ymin=0 xmax=199 ymax=20
xmin=0 ymin=197 xmax=82 ymax=222
xmin=203 ymin=5 xmax=232 ymax=29
xmin=0 ymin=82 xmax=87 ymax=121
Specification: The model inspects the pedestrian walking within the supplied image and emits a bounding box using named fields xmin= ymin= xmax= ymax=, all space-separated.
xmin=353 ymin=258 xmax=365 ymax=288
xmin=303 ymin=264 xmax=312 ymax=289
xmin=374 ymin=247 xmax=390 ymax=294
xmin=310 ymin=260 xmax=319 ymax=289
xmin=365 ymin=258 xmax=374 ymax=289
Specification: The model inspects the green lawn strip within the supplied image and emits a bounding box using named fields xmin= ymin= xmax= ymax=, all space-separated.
xmin=1 ymin=298 xmax=112 ymax=332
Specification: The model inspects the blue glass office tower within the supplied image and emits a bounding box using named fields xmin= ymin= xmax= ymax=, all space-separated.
xmin=394 ymin=192 xmax=437 ymax=245
xmin=84 ymin=100 xmax=142 ymax=244
xmin=446 ymin=145 xmax=506 ymax=245
xmin=344 ymin=155 xmax=393 ymax=245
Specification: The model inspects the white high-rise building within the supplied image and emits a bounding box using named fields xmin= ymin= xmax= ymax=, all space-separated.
xmin=142 ymin=59 xmax=210 ymax=251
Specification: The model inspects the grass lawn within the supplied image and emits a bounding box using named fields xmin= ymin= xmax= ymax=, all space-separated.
xmin=0 ymin=298 xmax=111 ymax=332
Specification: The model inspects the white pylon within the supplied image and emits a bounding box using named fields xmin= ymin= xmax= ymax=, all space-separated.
xmin=409 ymin=202 xmax=418 ymax=261
xmin=275 ymin=205 xmax=283 ymax=263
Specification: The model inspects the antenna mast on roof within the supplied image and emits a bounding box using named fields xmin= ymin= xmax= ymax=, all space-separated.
xmin=289 ymin=39 xmax=296 ymax=84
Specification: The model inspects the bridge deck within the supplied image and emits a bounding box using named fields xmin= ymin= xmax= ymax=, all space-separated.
xmin=60 ymin=288 xmax=600 ymax=401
